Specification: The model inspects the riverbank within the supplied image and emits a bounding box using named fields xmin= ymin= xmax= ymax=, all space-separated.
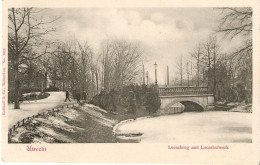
xmin=9 ymin=102 xmax=160 ymax=143
xmin=112 ymin=101 xmax=252 ymax=142
xmin=9 ymin=104 xmax=118 ymax=143
xmin=214 ymin=101 xmax=252 ymax=113
xmin=8 ymin=101 xmax=252 ymax=143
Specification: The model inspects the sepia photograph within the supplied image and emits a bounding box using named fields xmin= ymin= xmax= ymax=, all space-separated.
xmin=7 ymin=7 xmax=253 ymax=144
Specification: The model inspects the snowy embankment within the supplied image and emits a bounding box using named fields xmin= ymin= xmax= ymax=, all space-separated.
xmin=10 ymin=106 xmax=83 ymax=143
xmin=8 ymin=92 xmax=76 ymax=128
xmin=215 ymin=101 xmax=252 ymax=113
xmin=82 ymin=104 xmax=117 ymax=127
xmin=227 ymin=102 xmax=252 ymax=113
xmin=9 ymin=103 xmax=118 ymax=143
xmin=112 ymin=116 xmax=153 ymax=143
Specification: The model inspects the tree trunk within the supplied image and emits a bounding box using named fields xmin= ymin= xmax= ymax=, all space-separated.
xmin=213 ymin=47 xmax=216 ymax=100
xmin=197 ymin=54 xmax=200 ymax=87
xmin=14 ymin=65 xmax=20 ymax=109
xmin=14 ymin=85 xmax=20 ymax=109
xmin=187 ymin=74 xmax=189 ymax=86
xmin=180 ymin=56 xmax=183 ymax=86
xmin=96 ymin=70 xmax=99 ymax=94
xmin=12 ymin=8 xmax=20 ymax=109
xmin=92 ymin=71 xmax=95 ymax=96
xmin=62 ymin=81 xmax=65 ymax=91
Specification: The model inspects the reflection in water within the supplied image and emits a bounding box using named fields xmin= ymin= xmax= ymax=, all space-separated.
xmin=169 ymin=102 xmax=185 ymax=113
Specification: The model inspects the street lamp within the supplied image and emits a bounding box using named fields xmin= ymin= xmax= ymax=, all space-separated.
xmin=154 ymin=62 xmax=158 ymax=85
xmin=146 ymin=71 xmax=149 ymax=85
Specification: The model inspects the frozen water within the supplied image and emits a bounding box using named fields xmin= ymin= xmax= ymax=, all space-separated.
xmin=115 ymin=111 xmax=251 ymax=143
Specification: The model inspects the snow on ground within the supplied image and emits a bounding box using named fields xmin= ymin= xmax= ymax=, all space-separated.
xmin=8 ymin=92 xmax=76 ymax=128
xmin=228 ymin=103 xmax=252 ymax=113
xmin=115 ymin=111 xmax=252 ymax=143
xmin=22 ymin=92 xmax=41 ymax=96
xmin=35 ymin=116 xmax=79 ymax=133
xmin=37 ymin=126 xmax=74 ymax=143
xmin=85 ymin=104 xmax=108 ymax=113
xmin=60 ymin=108 xmax=80 ymax=120
xmin=11 ymin=126 xmax=27 ymax=142
xmin=81 ymin=105 xmax=117 ymax=127
xmin=9 ymin=107 xmax=84 ymax=143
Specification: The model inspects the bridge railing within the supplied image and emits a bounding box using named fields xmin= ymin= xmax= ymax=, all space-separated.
xmin=159 ymin=86 xmax=209 ymax=96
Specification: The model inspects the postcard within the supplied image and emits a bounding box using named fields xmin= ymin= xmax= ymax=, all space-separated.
xmin=1 ymin=0 xmax=260 ymax=164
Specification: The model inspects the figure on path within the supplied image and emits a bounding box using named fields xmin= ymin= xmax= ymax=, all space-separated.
xmin=76 ymin=92 xmax=81 ymax=104
xmin=108 ymin=89 xmax=117 ymax=113
xmin=99 ymin=87 xmax=106 ymax=109
xmin=128 ymin=91 xmax=137 ymax=114
xmin=82 ymin=91 xmax=87 ymax=102
xmin=65 ymin=90 xmax=71 ymax=102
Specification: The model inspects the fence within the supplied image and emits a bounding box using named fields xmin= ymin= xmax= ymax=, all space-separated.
xmin=159 ymin=86 xmax=209 ymax=96
xmin=8 ymin=103 xmax=79 ymax=136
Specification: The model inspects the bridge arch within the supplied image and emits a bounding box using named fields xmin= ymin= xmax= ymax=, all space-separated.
xmin=164 ymin=97 xmax=206 ymax=111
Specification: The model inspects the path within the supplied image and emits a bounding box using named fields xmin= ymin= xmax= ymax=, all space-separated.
xmin=8 ymin=92 xmax=76 ymax=128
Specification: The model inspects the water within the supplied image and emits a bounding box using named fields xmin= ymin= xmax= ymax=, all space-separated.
xmin=114 ymin=111 xmax=252 ymax=143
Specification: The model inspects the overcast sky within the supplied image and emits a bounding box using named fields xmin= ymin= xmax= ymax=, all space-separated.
xmin=44 ymin=8 xmax=241 ymax=85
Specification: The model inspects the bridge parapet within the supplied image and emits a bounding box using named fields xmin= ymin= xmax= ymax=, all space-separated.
xmin=159 ymin=86 xmax=209 ymax=96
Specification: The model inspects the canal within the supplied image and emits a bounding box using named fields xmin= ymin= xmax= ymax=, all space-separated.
xmin=114 ymin=111 xmax=251 ymax=143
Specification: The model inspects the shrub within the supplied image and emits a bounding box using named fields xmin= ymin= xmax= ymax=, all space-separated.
xmin=90 ymin=84 xmax=161 ymax=114
xmin=21 ymin=87 xmax=42 ymax=93
xmin=38 ymin=92 xmax=50 ymax=99
xmin=144 ymin=85 xmax=161 ymax=114
xmin=8 ymin=87 xmax=51 ymax=103
xmin=29 ymin=92 xmax=37 ymax=100
xmin=44 ymin=86 xmax=59 ymax=92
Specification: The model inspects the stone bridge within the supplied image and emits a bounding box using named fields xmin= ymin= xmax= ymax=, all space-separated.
xmin=159 ymin=86 xmax=214 ymax=111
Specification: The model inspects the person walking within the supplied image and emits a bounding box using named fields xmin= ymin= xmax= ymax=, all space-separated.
xmin=108 ymin=89 xmax=117 ymax=113
xmin=76 ymin=92 xmax=81 ymax=104
xmin=65 ymin=90 xmax=71 ymax=102
xmin=128 ymin=91 xmax=137 ymax=114
xmin=82 ymin=91 xmax=87 ymax=102
xmin=99 ymin=87 xmax=106 ymax=109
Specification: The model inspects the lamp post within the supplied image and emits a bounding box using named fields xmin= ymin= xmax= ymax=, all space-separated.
xmin=154 ymin=62 xmax=158 ymax=85
xmin=143 ymin=65 xmax=145 ymax=85
xmin=146 ymin=71 xmax=149 ymax=85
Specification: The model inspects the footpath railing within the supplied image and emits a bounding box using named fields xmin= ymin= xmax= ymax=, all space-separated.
xmin=159 ymin=86 xmax=209 ymax=96
xmin=8 ymin=103 xmax=79 ymax=136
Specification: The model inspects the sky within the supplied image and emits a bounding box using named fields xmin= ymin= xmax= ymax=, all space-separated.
xmin=43 ymin=8 xmax=241 ymax=85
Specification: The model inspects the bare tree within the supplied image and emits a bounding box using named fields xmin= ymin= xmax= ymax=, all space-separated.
xmin=77 ymin=40 xmax=93 ymax=93
xmin=190 ymin=59 xmax=193 ymax=86
xmin=100 ymin=39 xmax=143 ymax=92
xmin=218 ymin=7 xmax=252 ymax=103
xmin=200 ymin=36 xmax=221 ymax=95
xmin=218 ymin=7 xmax=252 ymax=56
xmin=190 ymin=43 xmax=202 ymax=86
xmin=211 ymin=37 xmax=220 ymax=97
xmin=100 ymin=40 xmax=114 ymax=91
xmin=176 ymin=55 xmax=183 ymax=86
xmin=8 ymin=8 xmax=58 ymax=109
xmin=202 ymin=37 xmax=213 ymax=90
xmin=186 ymin=61 xmax=190 ymax=86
